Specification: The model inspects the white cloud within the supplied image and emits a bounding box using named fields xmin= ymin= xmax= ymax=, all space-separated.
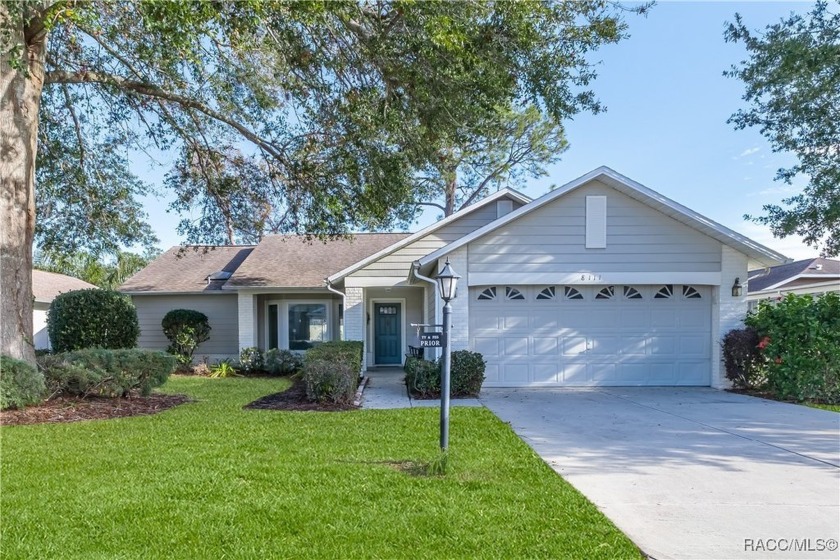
xmin=738 ymin=147 xmax=761 ymax=158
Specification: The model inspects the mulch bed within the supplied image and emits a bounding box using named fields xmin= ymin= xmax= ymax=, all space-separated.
xmin=0 ymin=393 xmax=191 ymax=426
xmin=245 ymin=377 xmax=358 ymax=412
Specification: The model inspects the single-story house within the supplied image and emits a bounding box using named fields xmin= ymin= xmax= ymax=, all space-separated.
xmin=120 ymin=166 xmax=788 ymax=388
xmin=747 ymin=258 xmax=840 ymax=309
xmin=32 ymin=270 xmax=97 ymax=350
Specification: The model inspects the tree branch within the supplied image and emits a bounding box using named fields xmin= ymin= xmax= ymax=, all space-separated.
xmin=44 ymin=70 xmax=288 ymax=162
xmin=413 ymin=201 xmax=446 ymax=212
xmin=60 ymin=83 xmax=85 ymax=164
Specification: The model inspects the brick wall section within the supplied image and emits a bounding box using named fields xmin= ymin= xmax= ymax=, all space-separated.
xmin=444 ymin=247 xmax=470 ymax=351
xmin=237 ymin=292 xmax=257 ymax=351
xmin=711 ymin=245 xmax=749 ymax=388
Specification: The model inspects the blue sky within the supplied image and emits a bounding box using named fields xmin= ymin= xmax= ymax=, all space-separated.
xmin=139 ymin=1 xmax=816 ymax=260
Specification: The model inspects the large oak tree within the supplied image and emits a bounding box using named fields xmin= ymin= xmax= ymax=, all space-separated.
xmin=1 ymin=0 xmax=640 ymax=364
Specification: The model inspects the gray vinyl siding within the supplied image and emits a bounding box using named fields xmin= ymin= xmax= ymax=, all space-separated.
xmin=351 ymin=197 xmax=523 ymax=279
xmin=132 ymin=294 xmax=239 ymax=356
xmin=468 ymin=181 xmax=722 ymax=273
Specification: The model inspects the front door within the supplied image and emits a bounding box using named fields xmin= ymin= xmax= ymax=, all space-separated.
xmin=374 ymin=303 xmax=402 ymax=365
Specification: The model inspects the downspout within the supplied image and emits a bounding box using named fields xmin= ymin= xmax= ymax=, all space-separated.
xmin=412 ymin=261 xmax=441 ymax=360
xmin=324 ymin=278 xmax=346 ymax=341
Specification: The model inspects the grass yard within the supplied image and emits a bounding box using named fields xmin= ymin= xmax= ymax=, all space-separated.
xmin=806 ymin=402 xmax=840 ymax=413
xmin=0 ymin=376 xmax=640 ymax=559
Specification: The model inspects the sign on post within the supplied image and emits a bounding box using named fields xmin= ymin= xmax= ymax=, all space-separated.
xmin=419 ymin=332 xmax=445 ymax=348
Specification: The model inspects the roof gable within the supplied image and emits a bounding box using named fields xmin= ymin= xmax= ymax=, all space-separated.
xmin=327 ymin=188 xmax=530 ymax=282
xmin=416 ymin=166 xmax=789 ymax=270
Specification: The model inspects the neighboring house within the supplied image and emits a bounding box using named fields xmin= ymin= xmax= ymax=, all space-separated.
xmin=747 ymin=258 xmax=840 ymax=309
xmin=121 ymin=166 xmax=788 ymax=388
xmin=32 ymin=270 xmax=97 ymax=350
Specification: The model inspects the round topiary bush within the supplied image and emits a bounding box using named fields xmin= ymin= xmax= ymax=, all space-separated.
xmin=161 ymin=309 xmax=211 ymax=365
xmin=48 ymin=289 xmax=140 ymax=353
xmin=0 ymin=355 xmax=46 ymax=410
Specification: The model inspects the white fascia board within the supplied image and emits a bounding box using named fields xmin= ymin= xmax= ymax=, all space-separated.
xmin=326 ymin=187 xmax=531 ymax=283
xmin=468 ymin=271 xmax=723 ymax=287
xmin=222 ymin=286 xmax=331 ymax=294
xmin=417 ymin=166 xmax=789 ymax=268
xmin=120 ymin=290 xmax=235 ymax=296
xmin=344 ymin=276 xmax=412 ymax=288
xmin=762 ymin=273 xmax=840 ymax=291
xmin=747 ymin=279 xmax=840 ymax=299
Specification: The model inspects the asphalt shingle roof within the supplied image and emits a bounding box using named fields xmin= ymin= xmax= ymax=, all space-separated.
xmin=32 ymin=270 xmax=97 ymax=302
xmin=748 ymin=257 xmax=840 ymax=293
xmin=120 ymin=246 xmax=255 ymax=293
xmin=226 ymin=234 xmax=411 ymax=288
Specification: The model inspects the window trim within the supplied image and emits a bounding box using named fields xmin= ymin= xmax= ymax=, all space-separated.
xmin=265 ymin=298 xmax=334 ymax=352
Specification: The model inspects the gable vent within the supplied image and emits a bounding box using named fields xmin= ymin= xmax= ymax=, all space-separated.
xmin=497 ymin=199 xmax=514 ymax=218
xmin=586 ymin=195 xmax=607 ymax=249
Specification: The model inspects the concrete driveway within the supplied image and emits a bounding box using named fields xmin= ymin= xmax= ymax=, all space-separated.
xmin=481 ymin=388 xmax=840 ymax=560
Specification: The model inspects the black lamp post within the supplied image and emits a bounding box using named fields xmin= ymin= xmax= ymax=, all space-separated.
xmin=436 ymin=258 xmax=461 ymax=451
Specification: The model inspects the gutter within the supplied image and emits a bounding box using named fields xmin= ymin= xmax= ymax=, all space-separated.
xmin=412 ymin=261 xmax=441 ymax=360
xmin=324 ymin=278 xmax=347 ymax=341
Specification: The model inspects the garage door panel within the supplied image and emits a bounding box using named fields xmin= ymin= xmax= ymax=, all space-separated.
xmin=503 ymin=337 xmax=529 ymax=356
xmin=562 ymin=363 xmax=590 ymax=384
xmin=533 ymin=337 xmax=558 ymax=356
xmin=502 ymin=363 xmax=529 ymax=382
xmin=474 ymin=337 xmax=499 ymax=357
xmin=470 ymin=284 xmax=711 ymax=387
xmin=563 ymin=337 xmax=587 ymax=356
xmin=532 ymin=363 xmax=560 ymax=384
xmin=649 ymin=336 xmax=677 ymax=356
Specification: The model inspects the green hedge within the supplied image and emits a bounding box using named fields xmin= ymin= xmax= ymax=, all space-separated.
xmin=48 ymin=289 xmax=139 ymax=352
xmin=39 ymin=348 xmax=176 ymax=398
xmin=745 ymin=293 xmax=840 ymax=403
xmin=302 ymin=341 xmax=363 ymax=404
xmin=405 ymin=350 xmax=486 ymax=399
xmin=264 ymin=349 xmax=303 ymax=376
xmin=0 ymin=355 xmax=46 ymax=410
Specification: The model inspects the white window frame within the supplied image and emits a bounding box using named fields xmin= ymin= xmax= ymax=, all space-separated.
xmin=265 ymin=299 xmax=333 ymax=352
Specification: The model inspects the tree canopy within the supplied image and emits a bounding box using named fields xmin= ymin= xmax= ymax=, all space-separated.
xmin=725 ymin=1 xmax=840 ymax=256
xmin=1 ymin=0 xmax=644 ymax=362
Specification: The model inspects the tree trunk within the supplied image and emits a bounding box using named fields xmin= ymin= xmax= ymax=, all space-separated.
xmin=1 ymin=6 xmax=46 ymax=365
xmin=443 ymin=164 xmax=457 ymax=217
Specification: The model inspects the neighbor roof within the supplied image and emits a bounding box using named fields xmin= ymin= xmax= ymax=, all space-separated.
xmin=748 ymin=257 xmax=840 ymax=293
xmin=415 ymin=166 xmax=790 ymax=271
xmin=226 ymin=234 xmax=412 ymax=289
xmin=120 ymin=246 xmax=255 ymax=294
xmin=32 ymin=270 xmax=97 ymax=302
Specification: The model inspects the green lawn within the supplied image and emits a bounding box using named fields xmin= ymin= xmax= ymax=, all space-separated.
xmin=807 ymin=403 xmax=840 ymax=413
xmin=0 ymin=376 xmax=640 ymax=559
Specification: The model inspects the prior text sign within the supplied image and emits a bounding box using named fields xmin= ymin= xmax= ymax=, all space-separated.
xmin=419 ymin=332 xmax=445 ymax=348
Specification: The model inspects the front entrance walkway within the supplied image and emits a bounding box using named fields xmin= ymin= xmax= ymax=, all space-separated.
xmin=481 ymin=387 xmax=840 ymax=560
xmin=361 ymin=368 xmax=482 ymax=409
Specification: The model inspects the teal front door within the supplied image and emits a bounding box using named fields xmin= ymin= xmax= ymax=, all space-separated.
xmin=374 ymin=303 xmax=402 ymax=364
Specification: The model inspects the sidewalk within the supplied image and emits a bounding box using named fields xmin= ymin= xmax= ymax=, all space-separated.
xmin=361 ymin=368 xmax=482 ymax=409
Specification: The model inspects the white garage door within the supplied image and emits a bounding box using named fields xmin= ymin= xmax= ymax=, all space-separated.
xmin=470 ymin=284 xmax=711 ymax=387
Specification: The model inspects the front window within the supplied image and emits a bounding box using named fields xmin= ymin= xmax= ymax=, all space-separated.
xmin=288 ymin=303 xmax=328 ymax=350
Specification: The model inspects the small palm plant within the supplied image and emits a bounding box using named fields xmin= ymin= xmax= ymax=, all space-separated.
xmin=209 ymin=360 xmax=239 ymax=378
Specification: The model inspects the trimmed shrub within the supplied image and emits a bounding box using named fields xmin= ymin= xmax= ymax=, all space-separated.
xmin=48 ymin=289 xmax=139 ymax=352
xmin=40 ymin=348 xmax=176 ymax=398
xmin=405 ymin=351 xmax=487 ymax=399
xmin=264 ymin=348 xmax=303 ymax=376
xmin=161 ymin=309 xmax=211 ymax=365
xmin=405 ymin=357 xmax=441 ymax=398
xmin=302 ymin=341 xmax=363 ymax=404
xmin=450 ymin=350 xmax=486 ymax=397
xmin=0 ymin=355 xmax=46 ymax=410
xmin=239 ymin=347 xmax=264 ymax=373
xmin=722 ymin=327 xmax=765 ymax=389
xmin=746 ymin=293 xmax=840 ymax=403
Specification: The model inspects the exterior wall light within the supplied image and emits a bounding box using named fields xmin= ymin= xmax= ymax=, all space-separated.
xmin=732 ymin=277 xmax=743 ymax=298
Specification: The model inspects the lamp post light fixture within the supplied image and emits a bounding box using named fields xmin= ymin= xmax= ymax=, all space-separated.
xmin=732 ymin=277 xmax=743 ymax=298
xmin=436 ymin=258 xmax=461 ymax=451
